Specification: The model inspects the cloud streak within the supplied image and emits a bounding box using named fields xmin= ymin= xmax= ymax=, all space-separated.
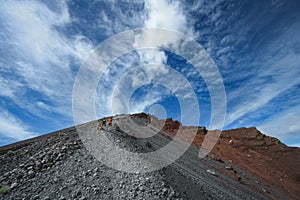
xmin=0 ymin=0 xmax=93 ymax=140
xmin=0 ymin=108 xmax=38 ymax=142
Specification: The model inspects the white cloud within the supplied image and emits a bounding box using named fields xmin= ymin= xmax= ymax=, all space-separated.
xmin=90 ymin=0 xmax=201 ymax=120
xmin=0 ymin=76 xmax=22 ymax=98
xmin=0 ymin=0 xmax=98 ymax=142
xmin=144 ymin=0 xmax=192 ymax=36
xmin=97 ymin=1 xmax=146 ymax=36
xmin=106 ymin=62 xmax=199 ymax=124
xmin=226 ymin=56 xmax=300 ymax=127
xmin=1 ymin=1 xmax=70 ymax=65
xmin=258 ymin=104 xmax=300 ymax=139
xmin=0 ymin=108 xmax=38 ymax=140
xmin=0 ymin=0 xmax=94 ymax=119
xmin=4 ymin=0 xmax=299 ymax=148
xmin=93 ymin=0 xmax=300 ymax=144
xmin=224 ymin=14 xmax=300 ymax=127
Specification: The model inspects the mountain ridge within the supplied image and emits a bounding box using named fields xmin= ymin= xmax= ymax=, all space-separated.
xmin=0 ymin=112 xmax=299 ymax=199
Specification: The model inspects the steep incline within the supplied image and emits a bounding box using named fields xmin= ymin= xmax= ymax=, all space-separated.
xmin=0 ymin=113 xmax=298 ymax=199
xmin=149 ymin=115 xmax=300 ymax=199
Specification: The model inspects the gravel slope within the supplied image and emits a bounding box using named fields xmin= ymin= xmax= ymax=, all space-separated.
xmin=0 ymin=115 xmax=288 ymax=199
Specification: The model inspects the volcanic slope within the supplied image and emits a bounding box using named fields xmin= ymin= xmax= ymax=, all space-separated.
xmin=0 ymin=113 xmax=298 ymax=199
xmin=151 ymin=114 xmax=300 ymax=200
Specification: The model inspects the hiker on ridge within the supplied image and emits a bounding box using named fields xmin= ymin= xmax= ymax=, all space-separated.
xmin=108 ymin=117 xmax=113 ymax=126
xmin=102 ymin=118 xmax=106 ymax=127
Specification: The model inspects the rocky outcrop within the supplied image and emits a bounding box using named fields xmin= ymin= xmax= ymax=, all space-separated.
xmin=221 ymin=127 xmax=287 ymax=149
xmin=143 ymin=115 xmax=299 ymax=200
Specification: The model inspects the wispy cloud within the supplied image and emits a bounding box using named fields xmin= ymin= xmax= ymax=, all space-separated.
xmin=0 ymin=0 xmax=93 ymax=97
xmin=91 ymin=0 xmax=201 ymax=119
xmin=97 ymin=1 xmax=146 ymax=36
xmin=0 ymin=108 xmax=38 ymax=141
xmin=225 ymin=18 xmax=300 ymax=127
xmin=0 ymin=0 xmax=93 ymax=138
xmin=258 ymin=104 xmax=300 ymax=140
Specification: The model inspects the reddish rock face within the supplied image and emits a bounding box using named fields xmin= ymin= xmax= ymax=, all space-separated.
xmin=107 ymin=113 xmax=300 ymax=198
xmin=197 ymin=126 xmax=207 ymax=135
xmin=145 ymin=114 xmax=299 ymax=199
xmin=149 ymin=117 xmax=182 ymax=132
xmin=163 ymin=119 xmax=181 ymax=131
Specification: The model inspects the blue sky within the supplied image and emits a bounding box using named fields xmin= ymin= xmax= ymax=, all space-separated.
xmin=0 ymin=0 xmax=299 ymax=147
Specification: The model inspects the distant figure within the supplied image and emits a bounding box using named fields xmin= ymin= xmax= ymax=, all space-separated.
xmin=98 ymin=125 xmax=103 ymax=130
xmin=108 ymin=117 xmax=113 ymax=126
xmin=102 ymin=118 xmax=106 ymax=127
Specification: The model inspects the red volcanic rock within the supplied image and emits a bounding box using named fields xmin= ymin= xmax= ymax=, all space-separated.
xmin=163 ymin=118 xmax=181 ymax=131
xmin=161 ymin=123 xmax=300 ymax=199
xmin=150 ymin=117 xmax=181 ymax=132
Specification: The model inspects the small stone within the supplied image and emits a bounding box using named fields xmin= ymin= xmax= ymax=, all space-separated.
xmin=139 ymin=186 xmax=145 ymax=192
xmin=206 ymin=169 xmax=218 ymax=176
xmin=17 ymin=173 xmax=23 ymax=179
xmin=27 ymin=166 xmax=33 ymax=170
xmin=262 ymin=188 xmax=268 ymax=193
xmin=93 ymin=188 xmax=100 ymax=194
xmin=246 ymin=154 xmax=251 ymax=158
xmin=70 ymin=180 xmax=77 ymax=186
xmin=56 ymin=153 xmax=63 ymax=160
xmin=75 ymin=190 xmax=82 ymax=197
xmin=3 ymin=172 xmax=11 ymax=177
xmin=10 ymin=182 xmax=18 ymax=189
xmin=35 ymin=161 xmax=42 ymax=169
xmin=28 ymin=170 xmax=35 ymax=178
xmin=162 ymin=188 xmax=168 ymax=194
xmin=59 ymin=196 xmax=66 ymax=200
xmin=225 ymin=166 xmax=233 ymax=170
xmin=169 ymin=191 xmax=175 ymax=198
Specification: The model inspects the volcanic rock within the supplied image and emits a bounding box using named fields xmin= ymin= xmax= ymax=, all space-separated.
xmin=0 ymin=113 xmax=299 ymax=200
